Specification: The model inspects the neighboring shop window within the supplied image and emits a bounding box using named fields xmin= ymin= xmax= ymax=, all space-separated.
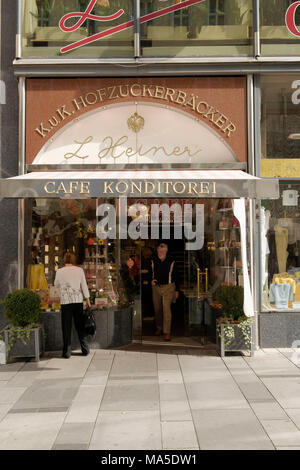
xmin=24 ymin=198 xmax=129 ymax=311
xmin=21 ymin=0 xmax=252 ymax=58
xmin=141 ymin=0 xmax=253 ymax=57
xmin=261 ymin=183 xmax=300 ymax=311
xmin=260 ymin=0 xmax=300 ymax=56
xmin=22 ymin=0 xmax=134 ymax=58
xmin=260 ymin=75 xmax=300 ymax=178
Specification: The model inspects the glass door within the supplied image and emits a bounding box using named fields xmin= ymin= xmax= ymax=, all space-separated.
xmin=183 ymin=198 xmax=244 ymax=345
xmin=183 ymin=201 xmax=212 ymax=344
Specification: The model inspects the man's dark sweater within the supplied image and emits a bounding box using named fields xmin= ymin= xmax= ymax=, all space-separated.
xmin=151 ymin=255 xmax=180 ymax=291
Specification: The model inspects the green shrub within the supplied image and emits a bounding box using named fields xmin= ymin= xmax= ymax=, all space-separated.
xmin=2 ymin=289 xmax=41 ymax=327
xmin=216 ymin=285 xmax=245 ymax=322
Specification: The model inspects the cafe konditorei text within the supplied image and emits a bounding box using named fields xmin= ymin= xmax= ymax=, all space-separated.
xmin=43 ymin=179 xmax=217 ymax=197
xmin=35 ymin=83 xmax=237 ymax=141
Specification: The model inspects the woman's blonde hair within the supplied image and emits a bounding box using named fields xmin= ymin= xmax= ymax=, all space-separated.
xmin=63 ymin=252 xmax=77 ymax=265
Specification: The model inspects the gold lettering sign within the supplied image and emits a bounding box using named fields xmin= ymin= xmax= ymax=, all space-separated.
xmin=44 ymin=181 xmax=55 ymax=194
xmin=64 ymin=135 xmax=202 ymax=163
xmin=104 ymin=181 xmax=114 ymax=194
xmin=56 ymin=182 xmax=68 ymax=194
xmin=200 ymin=182 xmax=210 ymax=194
xmin=35 ymin=83 xmax=237 ymax=140
xmin=103 ymin=180 xmax=216 ymax=196
xmin=44 ymin=180 xmax=217 ymax=196
xmin=80 ymin=182 xmax=90 ymax=194
xmin=173 ymin=181 xmax=185 ymax=194
xmin=115 ymin=181 xmax=128 ymax=194
xmin=43 ymin=181 xmax=90 ymax=195
xmin=69 ymin=181 xmax=79 ymax=193
xmin=145 ymin=181 xmax=155 ymax=194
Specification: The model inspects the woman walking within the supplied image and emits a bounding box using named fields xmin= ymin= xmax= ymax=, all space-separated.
xmin=54 ymin=252 xmax=91 ymax=358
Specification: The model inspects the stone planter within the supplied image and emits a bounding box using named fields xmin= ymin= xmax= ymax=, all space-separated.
xmin=4 ymin=327 xmax=44 ymax=363
xmin=216 ymin=319 xmax=254 ymax=357
xmin=42 ymin=306 xmax=133 ymax=351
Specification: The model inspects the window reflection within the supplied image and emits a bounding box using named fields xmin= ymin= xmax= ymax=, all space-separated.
xmin=261 ymin=75 xmax=300 ymax=163
xmin=260 ymin=0 xmax=300 ymax=56
xmin=141 ymin=0 xmax=252 ymax=57
xmin=22 ymin=0 xmax=253 ymax=58
xmin=22 ymin=0 xmax=134 ymax=58
xmin=21 ymin=2 xmax=300 ymax=60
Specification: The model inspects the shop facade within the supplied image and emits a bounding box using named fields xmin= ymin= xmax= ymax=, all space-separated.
xmin=1 ymin=0 xmax=300 ymax=349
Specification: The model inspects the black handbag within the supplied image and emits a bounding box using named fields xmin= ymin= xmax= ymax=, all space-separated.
xmin=83 ymin=307 xmax=96 ymax=336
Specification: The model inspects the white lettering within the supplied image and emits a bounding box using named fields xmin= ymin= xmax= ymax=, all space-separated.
xmin=292 ymin=80 xmax=300 ymax=105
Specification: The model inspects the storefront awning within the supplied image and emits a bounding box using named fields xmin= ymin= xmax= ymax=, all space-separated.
xmin=0 ymin=170 xmax=279 ymax=199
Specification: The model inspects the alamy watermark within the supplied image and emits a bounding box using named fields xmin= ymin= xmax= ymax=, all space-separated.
xmin=96 ymin=198 xmax=204 ymax=250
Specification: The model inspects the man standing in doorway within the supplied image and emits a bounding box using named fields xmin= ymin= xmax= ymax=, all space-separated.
xmin=151 ymin=241 xmax=180 ymax=341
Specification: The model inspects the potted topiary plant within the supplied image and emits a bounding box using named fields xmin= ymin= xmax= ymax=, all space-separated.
xmin=215 ymin=285 xmax=254 ymax=357
xmin=0 ymin=289 xmax=44 ymax=362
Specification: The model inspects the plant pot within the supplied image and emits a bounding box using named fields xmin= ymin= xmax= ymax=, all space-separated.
xmin=216 ymin=319 xmax=254 ymax=357
xmin=4 ymin=327 xmax=44 ymax=363
xmin=42 ymin=306 xmax=133 ymax=351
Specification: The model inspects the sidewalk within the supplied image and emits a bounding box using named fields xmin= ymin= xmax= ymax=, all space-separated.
xmin=1 ymin=344 xmax=300 ymax=450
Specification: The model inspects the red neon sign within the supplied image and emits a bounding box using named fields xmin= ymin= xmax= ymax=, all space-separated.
xmin=285 ymin=1 xmax=300 ymax=37
xmin=59 ymin=0 xmax=206 ymax=53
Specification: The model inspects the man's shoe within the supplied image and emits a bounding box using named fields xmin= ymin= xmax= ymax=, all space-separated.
xmin=82 ymin=350 xmax=90 ymax=356
xmin=154 ymin=328 xmax=162 ymax=336
xmin=164 ymin=334 xmax=171 ymax=342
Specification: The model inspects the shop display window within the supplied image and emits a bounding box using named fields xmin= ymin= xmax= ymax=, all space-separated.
xmin=21 ymin=1 xmax=300 ymax=59
xmin=260 ymin=0 xmax=300 ymax=56
xmin=261 ymin=183 xmax=300 ymax=311
xmin=22 ymin=195 xmax=253 ymax=342
xmin=24 ymin=196 xmax=251 ymax=313
xmin=25 ymin=198 xmax=129 ymax=311
xmin=260 ymin=75 xmax=300 ymax=178
xmin=141 ymin=0 xmax=253 ymax=57
xmin=21 ymin=0 xmax=134 ymax=58
xmin=21 ymin=0 xmax=253 ymax=58
xmin=183 ymin=198 xmax=248 ymax=299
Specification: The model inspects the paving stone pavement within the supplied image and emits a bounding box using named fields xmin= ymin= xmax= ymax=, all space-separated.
xmin=1 ymin=345 xmax=300 ymax=450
